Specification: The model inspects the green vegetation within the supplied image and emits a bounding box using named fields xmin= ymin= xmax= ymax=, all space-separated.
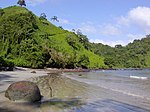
xmin=0 ymin=6 xmax=106 ymax=69
xmin=92 ymin=35 xmax=150 ymax=68
xmin=0 ymin=56 xmax=14 ymax=71
xmin=1 ymin=6 xmax=150 ymax=69
xmin=51 ymin=16 xmax=59 ymax=22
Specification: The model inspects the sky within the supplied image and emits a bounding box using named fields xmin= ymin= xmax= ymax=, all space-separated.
xmin=1 ymin=0 xmax=150 ymax=46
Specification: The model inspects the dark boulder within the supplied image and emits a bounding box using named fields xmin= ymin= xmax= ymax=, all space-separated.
xmin=5 ymin=81 xmax=41 ymax=102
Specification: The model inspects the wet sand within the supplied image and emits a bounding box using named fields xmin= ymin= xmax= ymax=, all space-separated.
xmin=0 ymin=69 xmax=150 ymax=112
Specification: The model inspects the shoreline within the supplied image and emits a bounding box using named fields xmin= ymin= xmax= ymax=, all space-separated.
xmin=1 ymin=66 xmax=150 ymax=74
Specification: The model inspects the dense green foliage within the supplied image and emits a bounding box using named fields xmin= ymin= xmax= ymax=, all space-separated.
xmin=92 ymin=35 xmax=150 ymax=68
xmin=0 ymin=56 xmax=14 ymax=71
xmin=2 ymin=6 xmax=150 ymax=69
xmin=0 ymin=6 xmax=106 ymax=69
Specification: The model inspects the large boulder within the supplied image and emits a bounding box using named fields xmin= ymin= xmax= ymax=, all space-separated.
xmin=5 ymin=81 xmax=41 ymax=102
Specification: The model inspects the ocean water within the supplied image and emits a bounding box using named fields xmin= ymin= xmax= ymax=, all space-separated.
xmin=64 ymin=69 xmax=150 ymax=111
xmin=66 ymin=70 xmax=150 ymax=100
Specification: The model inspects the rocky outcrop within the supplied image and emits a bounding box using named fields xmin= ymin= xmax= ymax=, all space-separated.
xmin=5 ymin=81 xmax=41 ymax=102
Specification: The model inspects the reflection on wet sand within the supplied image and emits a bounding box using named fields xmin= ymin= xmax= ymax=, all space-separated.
xmin=39 ymin=98 xmax=83 ymax=112
xmin=0 ymin=98 xmax=83 ymax=112
xmin=73 ymin=99 xmax=150 ymax=112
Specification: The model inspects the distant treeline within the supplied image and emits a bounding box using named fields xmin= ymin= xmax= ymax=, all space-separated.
xmin=91 ymin=35 xmax=150 ymax=68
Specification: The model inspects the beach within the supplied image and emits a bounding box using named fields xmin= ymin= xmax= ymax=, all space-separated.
xmin=0 ymin=69 xmax=150 ymax=112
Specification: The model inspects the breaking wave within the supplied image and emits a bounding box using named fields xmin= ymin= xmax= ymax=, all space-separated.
xmin=129 ymin=76 xmax=148 ymax=80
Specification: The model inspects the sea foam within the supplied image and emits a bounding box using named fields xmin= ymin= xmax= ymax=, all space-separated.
xmin=129 ymin=76 xmax=148 ymax=80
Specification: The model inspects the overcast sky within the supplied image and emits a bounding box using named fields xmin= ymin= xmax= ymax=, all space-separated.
xmin=1 ymin=0 xmax=150 ymax=46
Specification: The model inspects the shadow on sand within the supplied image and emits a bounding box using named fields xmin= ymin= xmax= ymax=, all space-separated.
xmin=0 ymin=107 xmax=16 ymax=112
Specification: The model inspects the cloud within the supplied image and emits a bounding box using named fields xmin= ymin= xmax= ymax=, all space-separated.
xmin=78 ymin=7 xmax=150 ymax=46
xmin=100 ymin=24 xmax=121 ymax=36
xmin=26 ymin=0 xmax=47 ymax=6
xmin=127 ymin=34 xmax=145 ymax=42
xmin=119 ymin=6 xmax=150 ymax=34
xmin=79 ymin=24 xmax=97 ymax=34
xmin=129 ymin=7 xmax=150 ymax=26
xmin=78 ymin=22 xmax=121 ymax=37
xmin=89 ymin=33 xmax=145 ymax=47
xmin=59 ymin=18 xmax=70 ymax=24
xmin=56 ymin=6 xmax=150 ymax=47
xmin=89 ymin=39 xmax=128 ymax=47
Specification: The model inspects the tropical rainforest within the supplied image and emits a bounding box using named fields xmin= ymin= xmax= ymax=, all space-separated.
xmin=91 ymin=35 xmax=150 ymax=68
xmin=0 ymin=6 xmax=150 ymax=70
xmin=0 ymin=6 xmax=106 ymax=69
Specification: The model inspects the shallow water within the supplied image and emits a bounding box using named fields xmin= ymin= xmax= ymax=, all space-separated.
xmin=0 ymin=70 xmax=150 ymax=112
xmin=66 ymin=70 xmax=150 ymax=101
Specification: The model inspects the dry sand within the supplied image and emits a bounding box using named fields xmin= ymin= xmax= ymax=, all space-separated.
xmin=0 ymin=68 xmax=49 ymax=100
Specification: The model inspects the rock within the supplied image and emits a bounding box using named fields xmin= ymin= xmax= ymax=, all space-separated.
xmin=78 ymin=74 xmax=82 ymax=76
xmin=31 ymin=71 xmax=36 ymax=73
xmin=5 ymin=81 xmax=41 ymax=102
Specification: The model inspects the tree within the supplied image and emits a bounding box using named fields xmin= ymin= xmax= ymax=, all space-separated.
xmin=0 ymin=8 xmax=4 ymax=16
xmin=51 ymin=16 xmax=59 ymax=22
xmin=79 ymin=35 xmax=91 ymax=50
xmin=39 ymin=13 xmax=47 ymax=20
xmin=58 ymin=26 xmax=63 ymax=30
xmin=17 ymin=0 xmax=26 ymax=7
xmin=76 ymin=29 xmax=83 ymax=36
xmin=115 ymin=44 xmax=123 ymax=49
xmin=78 ymin=55 xmax=89 ymax=68
xmin=72 ymin=29 xmax=75 ymax=32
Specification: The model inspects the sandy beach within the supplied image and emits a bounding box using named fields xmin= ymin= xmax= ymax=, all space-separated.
xmin=0 ymin=69 xmax=150 ymax=112
xmin=0 ymin=68 xmax=49 ymax=101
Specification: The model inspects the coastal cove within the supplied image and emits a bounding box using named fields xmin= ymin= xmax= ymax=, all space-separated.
xmin=1 ymin=1 xmax=150 ymax=112
xmin=0 ymin=68 xmax=150 ymax=112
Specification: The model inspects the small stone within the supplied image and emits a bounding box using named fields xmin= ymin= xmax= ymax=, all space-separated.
xmin=78 ymin=74 xmax=82 ymax=76
xmin=31 ymin=71 xmax=36 ymax=73
xmin=5 ymin=81 xmax=41 ymax=102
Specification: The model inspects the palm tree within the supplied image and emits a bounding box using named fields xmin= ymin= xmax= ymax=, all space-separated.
xmin=40 ymin=13 xmax=47 ymax=20
xmin=72 ymin=29 xmax=75 ymax=32
xmin=51 ymin=16 xmax=59 ymax=22
xmin=58 ymin=26 xmax=63 ymax=30
xmin=17 ymin=0 xmax=26 ymax=7
xmin=76 ymin=29 xmax=83 ymax=36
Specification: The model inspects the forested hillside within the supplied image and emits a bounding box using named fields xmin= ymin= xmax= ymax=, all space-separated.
xmin=92 ymin=35 xmax=150 ymax=68
xmin=0 ymin=6 xmax=106 ymax=69
xmin=1 ymin=6 xmax=150 ymax=70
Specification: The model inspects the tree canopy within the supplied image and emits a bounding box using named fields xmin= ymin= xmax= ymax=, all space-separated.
xmin=17 ymin=0 xmax=26 ymax=7
xmin=91 ymin=35 xmax=150 ymax=68
xmin=0 ymin=6 xmax=106 ymax=69
xmin=51 ymin=16 xmax=59 ymax=22
xmin=40 ymin=13 xmax=47 ymax=20
xmin=1 ymin=6 xmax=150 ymax=69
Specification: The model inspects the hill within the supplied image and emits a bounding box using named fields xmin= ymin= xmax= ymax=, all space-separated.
xmin=92 ymin=35 xmax=150 ymax=68
xmin=0 ymin=6 xmax=106 ymax=69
